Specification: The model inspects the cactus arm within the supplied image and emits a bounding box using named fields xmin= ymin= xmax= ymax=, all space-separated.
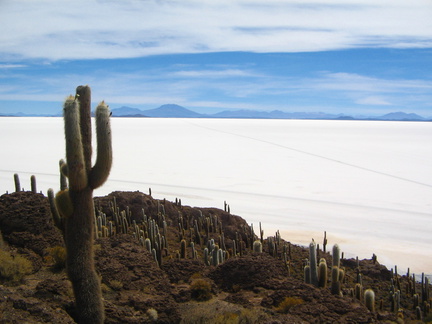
xmin=89 ymin=101 xmax=112 ymax=189
xmin=47 ymin=188 xmax=64 ymax=233
xmin=76 ymin=85 xmax=92 ymax=171
xmin=55 ymin=189 xmax=73 ymax=218
xmin=63 ymin=96 xmax=87 ymax=191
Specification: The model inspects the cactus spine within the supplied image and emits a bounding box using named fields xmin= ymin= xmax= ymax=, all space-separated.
xmin=50 ymin=86 xmax=112 ymax=324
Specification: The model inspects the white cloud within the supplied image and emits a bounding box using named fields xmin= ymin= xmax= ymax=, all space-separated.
xmin=306 ymin=72 xmax=432 ymax=93
xmin=0 ymin=0 xmax=431 ymax=60
xmin=0 ymin=64 xmax=26 ymax=69
xmin=172 ymin=69 xmax=258 ymax=78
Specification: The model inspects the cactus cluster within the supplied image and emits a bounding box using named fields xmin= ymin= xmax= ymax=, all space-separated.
xmin=304 ymin=240 xmax=328 ymax=288
xmin=203 ymin=239 xmax=228 ymax=266
xmin=135 ymin=204 xmax=168 ymax=267
xmin=12 ymin=173 xmax=38 ymax=193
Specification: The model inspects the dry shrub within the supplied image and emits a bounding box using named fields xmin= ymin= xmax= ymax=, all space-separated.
xmin=180 ymin=302 xmax=268 ymax=324
xmin=213 ymin=312 xmax=239 ymax=324
xmin=48 ymin=246 xmax=66 ymax=269
xmin=276 ymin=296 xmax=304 ymax=313
xmin=146 ymin=308 xmax=158 ymax=321
xmin=109 ymin=279 xmax=123 ymax=291
xmin=0 ymin=250 xmax=32 ymax=284
xmin=190 ymin=279 xmax=212 ymax=301
xmin=190 ymin=272 xmax=203 ymax=280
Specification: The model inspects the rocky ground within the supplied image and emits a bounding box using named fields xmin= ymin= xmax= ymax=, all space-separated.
xmin=0 ymin=190 xmax=430 ymax=323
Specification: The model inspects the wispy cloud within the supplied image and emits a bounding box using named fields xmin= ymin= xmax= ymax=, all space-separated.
xmin=172 ymin=69 xmax=258 ymax=78
xmin=1 ymin=0 xmax=431 ymax=61
xmin=355 ymin=96 xmax=392 ymax=106
xmin=1 ymin=61 xmax=431 ymax=115
xmin=306 ymin=72 xmax=432 ymax=93
xmin=0 ymin=64 xmax=26 ymax=69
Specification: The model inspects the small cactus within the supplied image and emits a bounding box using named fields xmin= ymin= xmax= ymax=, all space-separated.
xmin=323 ymin=231 xmax=327 ymax=253
xmin=180 ymin=239 xmax=187 ymax=259
xmin=304 ymin=262 xmax=311 ymax=284
xmin=145 ymin=238 xmax=152 ymax=252
xmin=190 ymin=242 xmax=196 ymax=259
xmin=309 ymin=241 xmax=318 ymax=286
xmin=212 ymin=244 xmax=220 ymax=266
xmin=331 ymin=266 xmax=342 ymax=296
xmin=364 ymin=289 xmax=375 ymax=312
xmin=253 ymin=240 xmax=262 ymax=253
xmin=415 ymin=305 xmax=423 ymax=321
xmin=30 ymin=175 xmax=37 ymax=193
xmin=355 ymin=283 xmax=363 ymax=301
xmin=13 ymin=173 xmax=20 ymax=192
xmin=331 ymin=244 xmax=343 ymax=295
xmin=203 ymin=248 xmax=210 ymax=266
xmin=318 ymin=258 xmax=328 ymax=288
xmin=332 ymin=244 xmax=340 ymax=268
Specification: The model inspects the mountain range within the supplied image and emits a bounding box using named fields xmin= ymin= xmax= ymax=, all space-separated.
xmin=1 ymin=104 xmax=430 ymax=121
xmin=110 ymin=104 xmax=430 ymax=121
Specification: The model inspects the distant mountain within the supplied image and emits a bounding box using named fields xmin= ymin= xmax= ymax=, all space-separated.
xmin=111 ymin=104 xmax=203 ymax=118
xmin=375 ymin=111 xmax=426 ymax=121
xmin=142 ymin=104 xmax=203 ymax=118
xmin=111 ymin=106 xmax=147 ymax=117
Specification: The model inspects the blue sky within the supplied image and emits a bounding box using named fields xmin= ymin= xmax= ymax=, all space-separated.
xmin=1 ymin=0 xmax=431 ymax=117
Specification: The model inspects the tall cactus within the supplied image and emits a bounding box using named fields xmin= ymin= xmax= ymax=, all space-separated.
xmin=50 ymin=86 xmax=112 ymax=324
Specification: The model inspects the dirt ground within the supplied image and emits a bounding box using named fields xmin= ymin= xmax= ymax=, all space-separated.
xmin=0 ymin=191 xmax=430 ymax=323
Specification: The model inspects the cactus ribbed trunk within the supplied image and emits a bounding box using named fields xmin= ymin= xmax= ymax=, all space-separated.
xmin=66 ymin=188 xmax=103 ymax=324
